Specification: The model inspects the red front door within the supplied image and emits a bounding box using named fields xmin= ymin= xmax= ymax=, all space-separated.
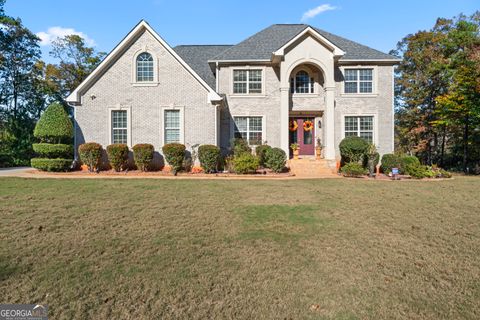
xmin=289 ymin=117 xmax=315 ymax=156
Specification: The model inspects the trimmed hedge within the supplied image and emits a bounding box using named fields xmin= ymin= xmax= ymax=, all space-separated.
xmin=34 ymin=102 xmax=73 ymax=143
xmin=265 ymin=147 xmax=286 ymax=173
xmin=162 ymin=143 xmax=185 ymax=174
xmin=233 ymin=153 xmax=259 ymax=174
xmin=341 ymin=162 xmax=367 ymax=177
xmin=380 ymin=154 xmax=402 ymax=174
xmin=31 ymin=158 xmax=71 ymax=172
xmin=132 ymin=144 xmax=154 ymax=171
xmin=33 ymin=143 xmax=73 ymax=158
xmin=78 ymin=142 xmax=103 ymax=172
xmin=198 ymin=144 xmax=220 ymax=173
xmin=106 ymin=144 xmax=129 ymax=172
xmin=255 ymin=145 xmax=272 ymax=167
xmin=339 ymin=136 xmax=369 ymax=163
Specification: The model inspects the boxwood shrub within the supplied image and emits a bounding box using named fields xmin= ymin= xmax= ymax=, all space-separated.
xmin=132 ymin=144 xmax=154 ymax=171
xmin=106 ymin=144 xmax=129 ymax=172
xmin=33 ymin=143 xmax=73 ymax=158
xmin=231 ymin=138 xmax=251 ymax=156
xmin=341 ymin=162 xmax=367 ymax=177
xmin=339 ymin=136 xmax=369 ymax=163
xmin=380 ymin=154 xmax=402 ymax=174
xmin=33 ymin=102 xmax=73 ymax=143
xmin=400 ymin=155 xmax=420 ymax=175
xmin=162 ymin=143 xmax=185 ymax=174
xmin=233 ymin=153 xmax=259 ymax=174
xmin=198 ymin=144 xmax=220 ymax=173
xmin=265 ymin=147 xmax=286 ymax=173
xmin=255 ymin=144 xmax=272 ymax=167
xmin=78 ymin=142 xmax=103 ymax=172
xmin=31 ymin=158 xmax=71 ymax=172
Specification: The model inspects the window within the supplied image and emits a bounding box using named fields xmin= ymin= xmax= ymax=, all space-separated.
xmin=164 ymin=110 xmax=180 ymax=144
xmin=290 ymin=70 xmax=314 ymax=94
xmin=344 ymin=69 xmax=373 ymax=94
xmin=233 ymin=116 xmax=263 ymax=145
xmin=111 ymin=110 xmax=128 ymax=144
xmin=233 ymin=70 xmax=262 ymax=94
xmin=344 ymin=116 xmax=374 ymax=143
xmin=136 ymin=52 xmax=154 ymax=82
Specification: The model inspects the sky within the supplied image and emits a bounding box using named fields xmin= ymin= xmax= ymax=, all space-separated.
xmin=4 ymin=0 xmax=479 ymax=62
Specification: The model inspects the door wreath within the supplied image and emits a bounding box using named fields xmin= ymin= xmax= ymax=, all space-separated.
xmin=289 ymin=120 xmax=298 ymax=132
xmin=303 ymin=120 xmax=314 ymax=131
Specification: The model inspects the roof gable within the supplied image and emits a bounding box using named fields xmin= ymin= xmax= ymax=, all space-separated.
xmin=67 ymin=20 xmax=222 ymax=104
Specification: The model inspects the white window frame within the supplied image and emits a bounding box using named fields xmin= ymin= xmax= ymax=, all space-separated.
xmin=341 ymin=114 xmax=378 ymax=145
xmin=131 ymin=48 xmax=159 ymax=86
xmin=291 ymin=70 xmax=315 ymax=94
xmin=340 ymin=66 xmax=378 ymax=96
xmin=108 ymin=106 xmax=132 ymax=147
xmin=161 ymin=106 xmax=185 ymax=145
xmin=230 ymin=115 xmax=266 ymax=146
xmin=230 ymin=67 xmax=266 ymax=96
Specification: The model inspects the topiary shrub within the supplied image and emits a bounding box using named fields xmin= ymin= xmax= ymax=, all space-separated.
xmin=265 ymin=147 xmax=286 ymax=173
xmin=341 ymin=162 xmax=367 ymax=177
xmin=132 ymin=144 xmax=154 ymax=171
xmin=380 ymin=154 xmax=402 ymax=174
xmin=162 ymin=143 xmax=185 ymax=175
xmin=400 ymin=155 xmax=420 ymax=175
xmin=339 ymin=136 xmax=369 ymax=163
xmin=34 ymin=102 xmax=73 ymax=143
xmin=30 ymin=158 xmax=72 ymax=172
xmin=233 ymin=153 xmax=259 ymax=174
xmin=33 ymin=143 xmax=73 ymax=158
xmin=231 ymin=138 xmax=251 ymax=156
xmin=106 ymin=144 xmax=129 ymax=172
xmin=198 ymin=144 xmax=220 ymax=173
xmin=255 ymin=144 xmax=272 ymax=167
xmin=78 ymin=142 xmax=103 ymax=172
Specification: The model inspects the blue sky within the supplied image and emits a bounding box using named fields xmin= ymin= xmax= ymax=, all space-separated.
xmin=5 ymin=0 xmax=479 ymax=61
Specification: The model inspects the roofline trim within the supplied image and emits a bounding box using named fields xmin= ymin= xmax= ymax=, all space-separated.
xmin=67 ymin=20 xmax=222 ymax=104
xmin=208 ymin=59 xmax=271 ymax=63
xmin=338 ymin=58 xmax=401 ymax=63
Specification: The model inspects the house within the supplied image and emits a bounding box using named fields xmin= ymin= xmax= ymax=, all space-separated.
xmin=67 ymin=20 xmax=399 ymax=164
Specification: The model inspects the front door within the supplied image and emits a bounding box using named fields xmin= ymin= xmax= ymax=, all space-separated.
xmin=289 ymin=117 xmax=315 ymax=156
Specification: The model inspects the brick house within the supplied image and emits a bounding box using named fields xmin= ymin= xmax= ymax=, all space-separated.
xmin=67 ymin=20 xmax=399 ymax=163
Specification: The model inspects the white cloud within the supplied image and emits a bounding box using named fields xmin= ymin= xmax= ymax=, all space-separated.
xmin=301 ymin=4 xmax=337 ymax=22
xmin=36 ymin=26 xmax=96 ymax=46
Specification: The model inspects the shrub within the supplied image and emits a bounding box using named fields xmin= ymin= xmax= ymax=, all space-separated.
xmin=78 ymin=142 xmax=103 ymax=172
xmin=400 ymin=155 xmax=421 ymax=175
xmin=132 ymin=144 xmax=154 ymax=171
xmin=256 ymin=144 xmax=272 ymax=167
xmin=162 ymin=143 xmax=185 ymax=174
xmin=233 ymin=153 xmax=259 ymax=174
xmin=265 ymin=147 xmax=287 ymax=173
xmin=341 ymin=162 xmax=367 ymax=177
xmin=364 ymin=144 xmax=379 ymax=176
xmin=31 ymin=158 xmax=71 ymax=172
xmin=33 ymin=143 xmax=73 ymax=158
xmin=380 ymin=153 xmax=401 ymax=174
xmin=106 ymin=144 xmax=129 ymax=172
xmin=231 ymin=138 xmax=251 ymax=156
xmin=339 ymin=136 xmax=369 ymax=163
xmin=198 ymin=144 xmax=220 ymax=173
xmin=34 ymin=102 xmax=73 ymax=143
xmin=406 ymin=165 xmax=430 ymax=179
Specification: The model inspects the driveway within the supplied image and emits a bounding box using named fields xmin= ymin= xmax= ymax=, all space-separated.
xmin=0 ymin=167 xmax=33 ymax=177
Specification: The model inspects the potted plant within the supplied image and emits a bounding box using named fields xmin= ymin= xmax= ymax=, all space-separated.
xmin=290 ymin=143 xmax=300 ymax=160
xmin=315 ymin=137 xmax=323 ymax=160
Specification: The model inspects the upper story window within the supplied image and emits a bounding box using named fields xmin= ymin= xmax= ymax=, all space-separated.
xmin=136 ymin=52 xmax=154 ymax=82
xmin=291 ymin=70 xmax=314 ymax=94
xmin=233 ymin=69 xmax=262 ymax=94
xmin=344 ymin=69 xmax=373 ymax=94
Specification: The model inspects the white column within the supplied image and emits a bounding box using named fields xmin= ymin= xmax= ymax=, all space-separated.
xmin=324 ymin=87 xmax=336 ymax=160
xmin=280 ymin=86 xmax=290 ymax=155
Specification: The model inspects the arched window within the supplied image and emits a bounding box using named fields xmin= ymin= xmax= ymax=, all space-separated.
xmin=136 ymin=52 xmax=154 ymax=82
xmin=290 ymin=70 xmax=314 ymax=94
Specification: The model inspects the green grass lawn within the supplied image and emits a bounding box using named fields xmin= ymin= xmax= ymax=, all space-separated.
xmin=1 ymin=176 xmax=480 ymax=319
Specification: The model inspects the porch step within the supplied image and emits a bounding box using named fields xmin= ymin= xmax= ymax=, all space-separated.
xmin=287 ymin=158 xmax=338 ymax=177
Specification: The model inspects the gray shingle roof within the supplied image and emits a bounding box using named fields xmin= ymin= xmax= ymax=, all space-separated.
xmin=212 ymin=24 xmax=398 ymax=61
xmin=173 ymin=45 xmax=233 ymax=89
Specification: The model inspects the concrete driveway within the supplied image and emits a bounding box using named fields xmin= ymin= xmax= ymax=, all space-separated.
xmin=0 ymin=167 xmax=33 ymax=177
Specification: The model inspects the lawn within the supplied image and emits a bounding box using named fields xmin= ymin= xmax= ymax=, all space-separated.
xmin=1 ymin=176 xmax=479 ymax=319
